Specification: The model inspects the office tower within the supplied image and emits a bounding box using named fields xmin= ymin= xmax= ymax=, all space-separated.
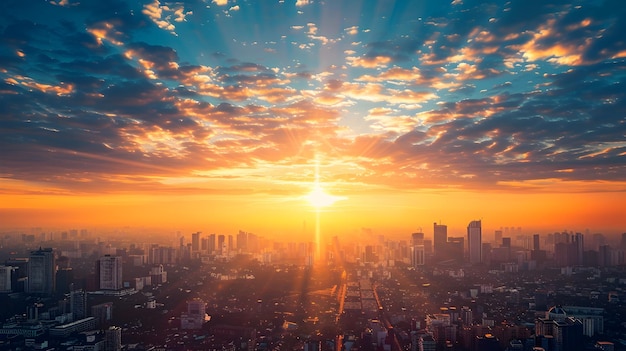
xmin=533 ymin=234 xmax=540 ymax=251
xmin=467 ymin=220 xmax=482 ymax=264
xmin=208 ymin=234 xmax=216 ymax=253
xmin=191 ymin=232 xmax=200 ymax=253
xmin=27 ymin=248 xmax=56 ymax=295
xmin=573 ymin=233 xmax=584 ymax=265
xmin=217 ymin=235 xmax=226 ymax=255
xmin=201 ymin=237 xmax=208 ymax=252
xmin=0 ymin=266 xmax=13 ymax=293
xmin=502 ymin=237 xmax=512 ymax=261
xmin=621 ymin=233 xmax=626 ymax=249
xmin=447 ymin=237 xmax=464 ymax=263
xmin=411 ymin=232 xmax=425 ymax=267
xmin=70 ymin=289 xmax=87 ymax=320
xmin=237 ymin=230 xmax=248 ymax=251
xmin=495 ymin=230 xmax=503 ymax=246
xmin=98 ymin=255 xmax=122 ymax=290
xmin=105 ymin=326 xmax=122 ymax=351
xmin=228 ymin=235 xmax=234 ymax=252
xmin=411 ymin=245 xmax=425 ymax=267
xmin=433 ymin=223 xmax=447 ymax=258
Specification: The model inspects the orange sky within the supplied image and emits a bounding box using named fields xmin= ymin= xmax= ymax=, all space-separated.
xmin=2 ymin=176 xmax=625 ymax=241
xmin=1 ymin=1 xmax=625 ymax=240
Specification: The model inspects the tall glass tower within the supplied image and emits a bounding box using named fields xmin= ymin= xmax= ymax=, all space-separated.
xmin=467 ymin=220 xmax=482 ymax=264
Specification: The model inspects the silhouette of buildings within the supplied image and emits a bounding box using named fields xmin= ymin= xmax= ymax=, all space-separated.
xmin=27 ymin=248 xmax=56 ymax=295
xmin=467 ymin=220 xmax=482 ymax=264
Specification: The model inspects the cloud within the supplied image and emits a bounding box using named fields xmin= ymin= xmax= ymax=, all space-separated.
xmin=347 ymin=55 xmax=392 ymax=68
xmin=143 ymin=0 xmax=192 ymax=35
xmin=295 ymin=0 xmax=310 ymax=7
xmin=1 ymin=0 xmax=626 ymax=198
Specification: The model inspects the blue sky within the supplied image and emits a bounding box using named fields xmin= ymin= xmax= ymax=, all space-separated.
xmin=1 ymin=0 xmax=625 ymax=232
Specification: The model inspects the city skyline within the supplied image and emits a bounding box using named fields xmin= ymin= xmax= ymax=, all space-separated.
xmin=1 ymin=0 xmax=625 ymax=237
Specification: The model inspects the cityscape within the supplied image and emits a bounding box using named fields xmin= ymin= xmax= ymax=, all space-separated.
xmin=1 ymin=0 xmax=626 ymax=350
xmin=0 ymin=223 xmax=625 ymax=350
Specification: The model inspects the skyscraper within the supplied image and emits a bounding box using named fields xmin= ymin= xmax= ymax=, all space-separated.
xmin=70 ymin=289 xmax=87 ymax=320
xmin=217 ymin=234 xmax=226 ymax=255
xmin=433 ymin=223 xmax=447 ymax=258
xmin=28 ymin=248 xmax=56 ymax=295
xmin=105 ymin=326 xmax=122 ymax=351
xmin=237 ymin=230 xmax=248 ymax=252
xmin=191 ymin=232 xmax=200 ymax=253
xmin=467 ymin=220 xmax=482 ymax=264
xmin=573 ymin=232 xmax=584 ymax=266
xmin=411 ymin=232 xmax=425 ymax=268
xmin=411 ymin=245 xmax=425 ymax=267
xmin=98 ymin=255 xmax=122 ymax=291
xmin=208 ymin=233 xmax=216 ymax=253
xmin=0 ymin=266 xmax=14 ymax=293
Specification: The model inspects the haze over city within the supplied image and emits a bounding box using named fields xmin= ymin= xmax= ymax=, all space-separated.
xmin=1 ymin=0 xmax=625 ymax=239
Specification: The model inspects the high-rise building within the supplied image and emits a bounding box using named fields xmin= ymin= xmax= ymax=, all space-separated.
xmin=27 ymin=248 xmax=56 ymax=295
xmin=237 ymin=230 xmax=248 ymax=251
xmin=105 ymin=326 xmax=122 ymax=351
xmin=447 ymin=237 xmax=464 ymax=263
xmin=411 ymin=245 xmax=425 ymax=267
xmin=208 ymin=234 xmax=216 ymax=253
xmin=433 ymin=223 xmax=447 ymax=258
xmin=411 ymin=232 xmax=425 ymax=267
xmin=228 ymin=235 xmax=234 ymax=252
xmin=467 ymin=220 xmax=482 ymax=264
xmin=494 ymin=230 xmax=503 ymax=246
xmin=217 ymin=235 xmax=226 ymax=255
xmin=573 ymin=233 xmax=584 ymax=266
xmin=70 ymin=289 xmax=87 ymax=320
xmin=98 ymin=255 xmax=122 ymax=291
xmin=533 ymin=234 xmax=541 ymax=251
xmin=0 ymin=266 xmax=14 ymax=293
xmin=191 ymin=232 xmax=200 ymax=253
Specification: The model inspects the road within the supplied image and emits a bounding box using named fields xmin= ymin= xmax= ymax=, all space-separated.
xmin=372 ymin=283 xmax=403 ymax=351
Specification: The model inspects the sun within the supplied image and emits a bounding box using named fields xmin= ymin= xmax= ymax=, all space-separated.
xmin=305 ymin=184 xmax=343 ymax=208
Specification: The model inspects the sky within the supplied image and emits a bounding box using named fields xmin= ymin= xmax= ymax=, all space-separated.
xmin=1 ymin=0 xmax=625 ymax=239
